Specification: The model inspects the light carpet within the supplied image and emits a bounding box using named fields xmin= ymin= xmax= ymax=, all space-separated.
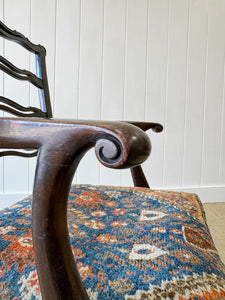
xmin=204 ymin=202 xmax=225 ymax=264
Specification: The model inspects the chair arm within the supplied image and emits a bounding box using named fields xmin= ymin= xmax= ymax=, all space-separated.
xmin=0 ymin=117 xmax=151 ymax=300
xmin=123 ymin=121 xmax=163 ymax=188
xmin=125 ymin=121 xmax=163 ymax=133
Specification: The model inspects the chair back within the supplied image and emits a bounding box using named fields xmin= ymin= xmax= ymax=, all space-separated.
xmin=0 ymin=21 xmax=52 ymax=119
xmin=0 ymin=21 xmax=52 ymax=157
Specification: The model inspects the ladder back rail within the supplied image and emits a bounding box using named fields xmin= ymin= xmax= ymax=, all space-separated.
xmin=0 ymin=20 xmax=52 ymax=118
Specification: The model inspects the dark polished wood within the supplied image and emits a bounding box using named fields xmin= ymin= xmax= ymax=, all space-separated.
xmin=0 ymin=96 xmax=47 ymax=118
xmin=131 ymin=165 xmax=150 ymax=188
xmin=0 ymin=149 xmax=38 ymax=157
xmin=0 ymin=55 xmax=44 ymax=88
xmin=0 ymin=21 xmax=52 ymax=118
xmin=0 ymin=20 xmax=46 ymax=54
xmin=0 ymin=117 xmax=151 ymax=299
xmin=126 ymin=121 xmax=163 ymax=188
xmin=0 ymin=20 xmax=52 ymax=158
xmin=0 ymin=21 xmax=163 ymax=299
xmin=127 ymin=121 xmax=163 ymax=133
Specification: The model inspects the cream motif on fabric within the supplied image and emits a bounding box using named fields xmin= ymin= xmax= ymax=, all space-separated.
xmin=139 ymin=209 xmax=167 ymax=221
xmin=128 ymin=244 xmax=168 ymax=261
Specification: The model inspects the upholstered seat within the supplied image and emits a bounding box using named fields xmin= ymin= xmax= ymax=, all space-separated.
xmin=1 ymin=185 xmax=225 ymax=299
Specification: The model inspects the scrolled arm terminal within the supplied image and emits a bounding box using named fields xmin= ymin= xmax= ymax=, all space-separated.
xmin=0 ymin=117 xmax=151 ymax=300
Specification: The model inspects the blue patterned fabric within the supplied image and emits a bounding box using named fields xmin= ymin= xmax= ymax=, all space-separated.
xmin=0 ymin=185 xmax=225 ymax=299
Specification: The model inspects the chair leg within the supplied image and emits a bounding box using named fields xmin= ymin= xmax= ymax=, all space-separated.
xmin=32 ymin=159 xmax=89 ymax=300
xmin=131 ymin=165 xmax=150 ymax=188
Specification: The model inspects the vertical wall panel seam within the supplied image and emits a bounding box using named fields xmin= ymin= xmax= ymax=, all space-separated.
xmin=74 ymin=0 xmax=81 ymax=184
xmin=200 ymin=0 xmax=210 ymax=185
xmin=121 ymin=0 xmax=128 ymax=186
xmin=98 ymin=0 xmax=105 ymax=184
xmin=144 ymin=0 xmax=150 ymax=121
xmin=181 ymin=0 xmax=191 ymax=187
xmin=100 ymin=0 xmax=105 ymax=121
xmin=52 ymin=0 xmax=58 ymax=115
xmin=122 ymin=0 xmax=128 ymax=121
xmin=75 ymin=0 xmax=80 ymax=118
xmin=77 ymin=0 xmax=82 ymax=119
xmin=162 ymin=0 xmax=171 ymax=188
xmin=218 ymin=49 xmax=225 ymax=183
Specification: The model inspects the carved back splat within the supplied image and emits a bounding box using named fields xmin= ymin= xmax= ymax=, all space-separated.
xmin=0 ymin=21 xmax=52 ymax=158
xmin=0 ymin=21 xmax=162 ymax=184
xmin=0 ymin=21 xmax=52 ymax=119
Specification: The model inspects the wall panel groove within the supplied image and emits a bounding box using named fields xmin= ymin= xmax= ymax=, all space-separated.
xmin=0 ymin=0 xmax=224 ymax=202
xmin=219 ymin=49 xmax=225 ymax=184
xmin=53 ymin=0 xmax=58 ymax=115
xmin=144 ymin=0 xmax=150 ymax=120
xmin=122 ymin=0 xmax=128 ymax=121
xmin=162 ymin=0 xmax=171 ymax=188
xmin=181 ymin=0 xmax=191 ymax=187
xmin=201 ymin=0 xmax=225 ymax=185
xmin=200 ymin=0 xmax=210 ymax=185
xmin=183 ymin=0 xmax=209 ymax=187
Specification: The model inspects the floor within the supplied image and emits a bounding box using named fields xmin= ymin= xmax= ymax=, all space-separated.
xmin=203 ymin=202 xmax=225 ymax=264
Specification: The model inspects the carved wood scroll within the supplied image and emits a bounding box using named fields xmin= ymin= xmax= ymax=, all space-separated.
xmin=0 ymin=117 xmax=151 ymax=299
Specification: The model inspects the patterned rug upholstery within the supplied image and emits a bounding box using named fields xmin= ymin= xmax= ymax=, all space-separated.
xmin=1 ymin=185 xmax=225 ymax=300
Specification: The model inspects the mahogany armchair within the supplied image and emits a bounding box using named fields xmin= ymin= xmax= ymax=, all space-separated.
xmin=0 ymin=21 xmax=225 ymax=300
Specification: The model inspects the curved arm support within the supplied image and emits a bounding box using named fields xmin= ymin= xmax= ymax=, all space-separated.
xmin=124 ymin=121 xmax=163 ymax=188
xmin=126 ymin=121 xmax=163 ymax=133
xmin=0 ymin=117 xmax=151 ymax=299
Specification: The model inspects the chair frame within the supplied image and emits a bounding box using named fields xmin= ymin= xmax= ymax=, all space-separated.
xmin=0 ymin=21 xmax=163 ymax=299
xmin=0 ymin=20 xmax=52 ymax=119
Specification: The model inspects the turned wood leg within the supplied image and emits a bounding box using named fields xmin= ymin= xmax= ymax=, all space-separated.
xmin=131 ymin=165 xmax=150 ymax=188
xmin=32 ymin=156 xmax=89 ymax=300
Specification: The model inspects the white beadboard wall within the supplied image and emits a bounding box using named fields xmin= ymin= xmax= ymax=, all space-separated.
xmin=0 ymin=0 xmax=225 ymax=207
